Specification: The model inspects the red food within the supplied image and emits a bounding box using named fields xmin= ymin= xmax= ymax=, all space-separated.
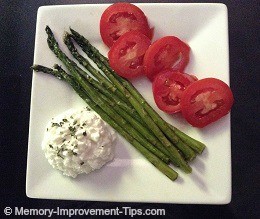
xmin=152 ymin=70 xmax=194 ymax=113
xmin=180 ymin=78 xmax=234 ymax=128
xmin=100 ymin=2 xmax=152 ymax=47
xmin=143 ymin=36 xmax=190 ymax=81
xmin=108 ymin=31 xmax=151 ymax=79
xmin=183 ymin=73 xmax=198 ymax=83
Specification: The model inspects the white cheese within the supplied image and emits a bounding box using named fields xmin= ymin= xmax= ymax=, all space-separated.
xmin=42 ymin=107 xmax=117 ymax=178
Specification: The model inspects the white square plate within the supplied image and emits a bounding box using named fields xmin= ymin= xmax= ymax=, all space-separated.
xmin=27 ymin=3 xmax=231 ymax=204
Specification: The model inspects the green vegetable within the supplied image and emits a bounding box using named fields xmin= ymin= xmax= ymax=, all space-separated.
xmin=34 ymin=64 xmax=172 ymax=162
xmin=70 ymin=28 xmax=194 ymax=170
xmin=62 ymin=33 xmax=176 ymax=159
xmin=69 ymin=28 xmax=205 ymax=156
xmin=46 ymin=27 xmax=172 ymax=164
xmin=32 ymin=64 xmax=177 ymax=181
xmin=47 ymin=25 xmax=191 ymax=173
xmin=32 ymin=25 xmax=207 ymax=181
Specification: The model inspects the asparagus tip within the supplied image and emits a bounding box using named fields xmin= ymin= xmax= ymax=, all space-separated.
xmin=63 ymin=31 xmax=70 ymax=39
xmin=69 ymin=27 xmax=75 ymax=33
xmin=45 ymin=25 xmax=51 ymax=33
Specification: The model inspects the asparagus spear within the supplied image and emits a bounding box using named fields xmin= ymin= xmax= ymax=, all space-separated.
xmin=32 ymin=64 xmax=178 ymax=180
xmin=90 ymin=62 xmax=201 ymax=155
xmin=45 ymin=27 xmax=170 ymax=161
xmin=79 ymin=78 xmax=171 ymax=163
xmin=74 ymin=71 xmax=171 ymax=164
xmin=70 ymin=28 xmax=196 ymax=164
xmin=69 ymin=28 xmax=205 ymax=155
xmin=45 ymin=27 xmax=173 ymax=164
xmin=35 ymin=64 xmax=174 ymax=162
xmin=102 ymin=61 xmax=206 ymax=154
xmin=45 ymin=26 xmax=192 ymax=172
xmin=33 ymin=64 xmax=170 ymax=163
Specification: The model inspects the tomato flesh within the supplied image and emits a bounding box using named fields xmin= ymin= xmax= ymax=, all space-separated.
xmin=143 ymin=36 xmax=190 ymax=81
xmin=181 ymin=78 xmax=234 ymax=128
xmin=108 ymin=31 xmax=151 ymax=79
xmin=183 ymin=73 xmax=198 ymax=83
xmin=100 ymin=3 xmax=151 ymax=47
xmin=152 ymin=70 xmax=194 ymax=113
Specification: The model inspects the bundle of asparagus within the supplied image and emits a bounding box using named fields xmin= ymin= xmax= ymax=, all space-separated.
xmin=32 ymin=26 xmax=205 ymax=181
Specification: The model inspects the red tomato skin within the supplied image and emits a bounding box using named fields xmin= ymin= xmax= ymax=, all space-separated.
xmin=108 ymin=31 xmax=151 ymax=79
xmin=152 ymin=70 xmax=194 ymax=114
xmin=143 ymin=36 xmax=190 ymax=81
xmin=180 ymin=78 xmax=234 ymax=128
xmin=100 ymin=2 xmax=151 ymax=47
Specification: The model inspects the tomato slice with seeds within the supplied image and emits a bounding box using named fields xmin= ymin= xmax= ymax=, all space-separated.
xmin=100 ymin=2 xmax=152 ymax=47
xmin=181 ymin=78 xmax=234 ymax=128
xmin=143 ymin=36 xmax=190 ymax=81
xmin=152 ymin=70 xmax=194 ymax=113
xmin=108 ymin=31 xmax=151 ymax=79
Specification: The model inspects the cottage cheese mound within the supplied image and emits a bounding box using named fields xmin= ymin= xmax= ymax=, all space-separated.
xmin=42 ymin=107 xmax=117 ymax=178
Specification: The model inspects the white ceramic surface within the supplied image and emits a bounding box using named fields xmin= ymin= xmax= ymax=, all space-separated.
xmin=26 ymin=3 xmax=231 ymax=204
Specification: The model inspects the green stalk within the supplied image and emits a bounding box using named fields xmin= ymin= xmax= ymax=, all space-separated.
xmin=63 ymin=30 xmax=195 ymax=163
xmin=83 ymin=96 xmax=178 ymax=181
xmin=80 ymin=75 xmax=170 ymax=164
xmin=55 ymin=65 xmax=174 ymax=163
xmin=37 ymin=64 xmax=173 ymax=162
xmin=70 ymin=28 xmax=205 ymax=155
xmin=44 ymin=27 xmax=171 ymax=164
xmin=83 ymin=55 xmax=195 ymax=161
xmin=70 ymin=28 xmax=196 ymax=166
xmin=32 ymin=64 xmax=178 ymax=181
xmin=55 ymin=65 xmax=172 ymax=163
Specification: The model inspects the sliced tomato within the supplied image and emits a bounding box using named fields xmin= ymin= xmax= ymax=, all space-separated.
xmin=108 ymin=31 xmax=151 ymax=79
xmin=181 ymin=78 xmax=234 ymax=128
xmin=100 ymin=2 xmax=152 ymax=47
xmin=152 ymin=70 xmax=194 ymax=113
xmin=183 ymin=73 xmax=198 ymax=83
xmin=143 ymin=36 xmax=190 ymax=81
